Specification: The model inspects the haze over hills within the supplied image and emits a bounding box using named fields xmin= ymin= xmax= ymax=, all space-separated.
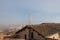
xmin=0 ymin=24 xmax=24 ymax=32
xmin=0 ymin=23 xmax=60 ymax=33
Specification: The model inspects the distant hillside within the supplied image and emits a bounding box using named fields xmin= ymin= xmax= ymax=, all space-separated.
xmin=28 ymin=23 xmax=60 ymax=36
xmin=40 ymin=23 xmax=60 ymax=31
xmin=1 ymin=23 xmax=60 ymax=35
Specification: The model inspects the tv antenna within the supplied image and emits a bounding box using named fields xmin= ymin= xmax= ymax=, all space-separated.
xmin=28 ymin=14 xmax=31 ymax=25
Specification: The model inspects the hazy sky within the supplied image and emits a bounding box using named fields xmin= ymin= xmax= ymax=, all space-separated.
xmin=0 ymin=0 xmax=60 ymax=25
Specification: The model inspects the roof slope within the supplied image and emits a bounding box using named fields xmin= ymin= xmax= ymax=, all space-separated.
xmin=15 ymin=23 xmax=60 ymax=36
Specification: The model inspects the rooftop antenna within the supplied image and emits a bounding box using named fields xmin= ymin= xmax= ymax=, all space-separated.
xmin=28 ymin=14 xmax=31 ymax=25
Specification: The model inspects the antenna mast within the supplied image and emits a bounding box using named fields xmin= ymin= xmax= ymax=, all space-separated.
xmin=28 ymin=14 xmax=31 ymax=25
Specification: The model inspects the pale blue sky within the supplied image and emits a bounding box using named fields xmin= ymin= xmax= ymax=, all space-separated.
xmin=0 ymin=0 xmax=60 ymax=25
